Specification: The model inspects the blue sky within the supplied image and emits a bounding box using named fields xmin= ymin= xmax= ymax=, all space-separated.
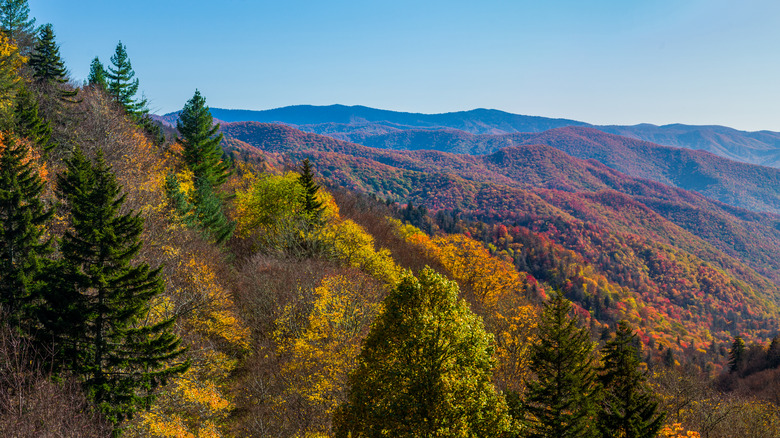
xmin=28 ymin=0 xmax=780 ymax=131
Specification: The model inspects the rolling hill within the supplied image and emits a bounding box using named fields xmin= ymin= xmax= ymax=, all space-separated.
xmin=157 ymin=105 xmax=780 ymax=168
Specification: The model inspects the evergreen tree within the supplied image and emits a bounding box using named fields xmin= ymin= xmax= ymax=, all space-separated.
xmin=28 ymin=23 xmax=77 ymax=101
xmin=0 ymin=0 xmax=35 ymax=42
xmin=87 ymin=56 xmax=107 ymax=89
xmin=767 ymin=336 xmax=780 ymax=369
xmin=41 ymin=147 xmax=188 ymax=424
xmin=728 ymin=335 xmax=746 ymax=374
xmin=523 ymin=291 xmax=599 ymax=438
xmin=163 ymin=173 xmax=193 ymax=219
xmin=597 ymin=321 xmax=665 ymax=438
xmin=176 ymin=89 xmax=230 ymax=187
xmin=29 ymin=24 xmax=65 ymax=84
xmin=13 ymin=85 xmax=52 ymax=152
xmin=334 ymin=268 xmax=511 ymax=437
xmin=0 ymin=135 xmax=50 ymax=329
xmin=298 ymin=158 xmax=324 ymax=224
xmin=190 ymin=177 xmax=235 ymax=244
xmin=106 ymin=41 xmax=147 ymax=117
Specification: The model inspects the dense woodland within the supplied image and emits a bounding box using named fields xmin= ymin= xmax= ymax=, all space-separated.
xmin=1 ymin=2 xmax=780 ymax=437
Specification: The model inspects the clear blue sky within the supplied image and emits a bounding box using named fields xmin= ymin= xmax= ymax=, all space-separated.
xmin=28 ymin=0 xmax=780 ymax=131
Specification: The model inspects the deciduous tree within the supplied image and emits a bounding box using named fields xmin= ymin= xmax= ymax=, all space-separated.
xmin=334 ymin=267 xmax=511 ymax=437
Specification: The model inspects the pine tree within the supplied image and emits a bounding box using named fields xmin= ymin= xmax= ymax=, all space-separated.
xmin=106 ymin=41 xmax=147 ymax=117
xmin=298 ymin=158 xmax=324 ymax=225
xmin=41 ymin=147 xmax=188 ymax=424
xmin=597 ymin=321 xmax=665 ymax=438
xmin=523 ymin=291 xmax=599 ymax=438
xmin=728 ymin=336 xmax=746 ymax=374
xmin=334 ymin=267 xmax=511 ymax=437
xmin=29 ymin=24 xmax=65 ymax=84
xmin=0 ymin=0 xmax=35 ymax=42
xmin=0 ymin=134 xmax=50 ymax=329
xmin=87 ymin=56 xmax=107 ymax=89
xmin=13 ymin=85 xmax=52 ymax=152
xmin=176 ymin=89 xmax=230 ymax=187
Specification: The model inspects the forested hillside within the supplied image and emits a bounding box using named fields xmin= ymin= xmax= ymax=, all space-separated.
xmin=2 ymin=3 xmax=780 ymax=437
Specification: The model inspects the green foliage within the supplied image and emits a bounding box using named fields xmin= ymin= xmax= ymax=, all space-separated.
xmin=40 ymin=147 xmax=188 ymax=424
xmin=107 ymin=41 xmax=147 ymax=117
xmin=523 ymin=291 xmax=599 ymax=438
xmin=0 ymin=0 xmax=35 ymax=42
xmin=29 ymin=24 xmax=66 ymax=84
xmin=190 ymin=177 xmax=235 ymax=244
xmin=299 ymin=158 xmax=324 ymax=224
xmin=334 ymin=267 xmax=511 ymax=437
xmin=0 ymin=135 xmax=50 ymax=329
xmin=13 ymin=85 xmax=52 ymax=152
xmin=163 ymin=172 xmax=193 ymax=218
xmin=176 ymin=89 xmax=230 ymax=187
xmin=597 ymin=321 xmax=665 ymax=438
xmin=728 ymin=336 xmax=746 ymax=373
xmin=87 ymin=56 xmax=107 ymax=89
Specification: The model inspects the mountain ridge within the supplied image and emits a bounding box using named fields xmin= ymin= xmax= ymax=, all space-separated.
xmin=155 ymin=104 xmax=780 ymax=167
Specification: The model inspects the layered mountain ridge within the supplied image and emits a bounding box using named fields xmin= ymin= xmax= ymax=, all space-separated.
xmin=157 ymin=104 xmax=780 ymax=168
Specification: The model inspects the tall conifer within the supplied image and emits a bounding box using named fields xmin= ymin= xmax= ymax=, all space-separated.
xmin=87 ymin=56 xmax=107 ymax=89
xmin=13 ymin=85 xmax=52 ymax=152
xmin=41 ymin=147 xmax=188 ymax=423
xmin=176 ymin=89 xmax=230 ymax=187
xmin=298 ymin=158 xmax=324 ymax=225
xmin=0 ymin=134 xmax=50 ymax=329
xmin=29 ymin=24 xmax=66 ymax=84
xmin=106 ymin=41 xmax=147 ymax=117
xmin=728 ymin=335 xmax=746 ymax=374
xmin=523 ymin=291 xmax=599 ymax=438
xmin=0 ymin=0 xmax=35 ymax=42
xmin=597 ymin=321 xmax=665 ymax=438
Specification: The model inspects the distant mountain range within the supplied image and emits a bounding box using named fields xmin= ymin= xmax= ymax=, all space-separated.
xmin=156 ymin=104 xmax=780 ymax=168
xmin=218 ymin=120 xmax=780 ymax=349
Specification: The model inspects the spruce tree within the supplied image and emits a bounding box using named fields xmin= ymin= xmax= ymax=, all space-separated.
xmin=0 ymin=134 xmax=51 ymax=329
xmin=334 ymin=268 xmax=511 ymax=437
xmin=190 ymin=177 xmax=235 ymax=244
xmin=106 ymin=41 xmax=147 ymax=117
xmin=523 ymin=291 xmax=599 ymax=438
xmin=597 ymin=321 xmax=665 ymax=438
xmin=0 ymin=0 xmax=35 ymax=42
xmin=13 ymin=85 xmax=53 ymax=152
xmin=41 ymin=147 xmax=188 ymax=424
xmin=728 ymin=336 xmax=746 ymax=374
xmin=176 ymin=89 xmax=230 ymax=187
xmin=298 ymin=158 xmax=324 ymax=224
xmin=29 ymin=24 xmax=66 ymax=84
xmin=87 ymin=56 xmax=107 ymax=89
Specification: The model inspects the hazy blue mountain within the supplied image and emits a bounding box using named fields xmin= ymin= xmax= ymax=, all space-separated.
xmin=155 ymin=104 xmax=780 ymax=167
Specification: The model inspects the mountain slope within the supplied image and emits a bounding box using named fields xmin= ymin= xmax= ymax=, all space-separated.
xmin=158 ymin=105 xmax=780 ymax=168
xmin=219 ymin=121 xmax=780 ymax=355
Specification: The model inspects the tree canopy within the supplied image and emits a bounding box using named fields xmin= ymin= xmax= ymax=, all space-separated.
xmin=334 ymin=267 xmax=511 ymax=437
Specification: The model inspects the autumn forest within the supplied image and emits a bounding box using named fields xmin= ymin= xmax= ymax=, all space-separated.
xmin=2 ymin=2 xmax=780 ymax=437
